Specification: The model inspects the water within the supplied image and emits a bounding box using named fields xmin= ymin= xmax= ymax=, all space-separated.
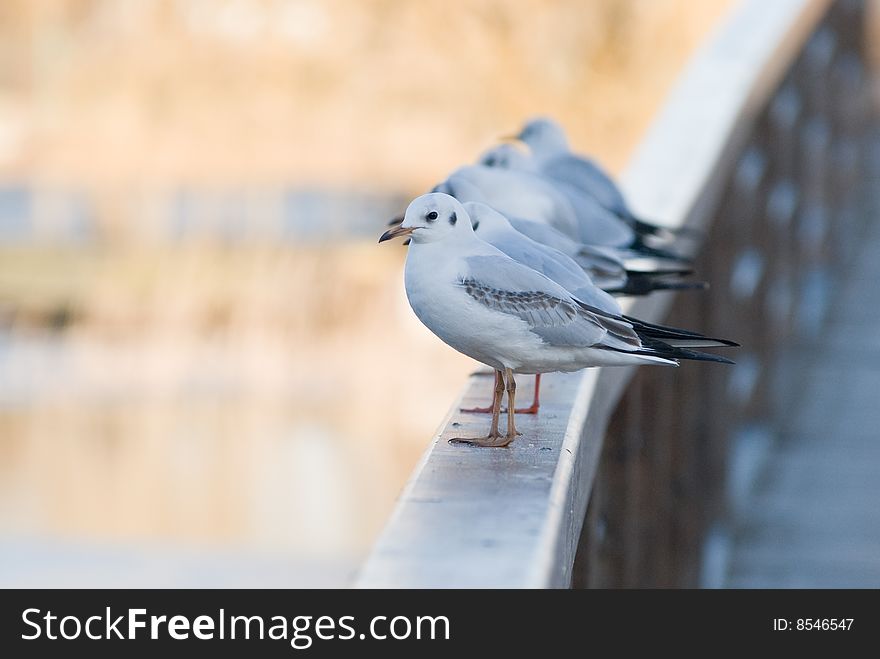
xmin=0 ymin=331 xmax=367 ymax=586
xmin=0 ymin=237 xmax=474 ymax=587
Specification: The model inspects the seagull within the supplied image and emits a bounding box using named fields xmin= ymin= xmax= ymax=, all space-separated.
xmin=506 ymin=118 xmax=627 ymax=215
xmin=505 ymin=117 xmax=697 ymax=243
xmin=435 ymin=174 xmax=701 ymax=295
xmin=385 ymin=186 xmax=704 ymax=415
xmin=379 ymin=193 xmax=736 ymax=448
xmin=506 ymin=216 xmax=699 ymax=295
xmin=441 ymin=164 xmax=586 ymax=239
xmin=439 ymin=163 xmax=687 ymax=261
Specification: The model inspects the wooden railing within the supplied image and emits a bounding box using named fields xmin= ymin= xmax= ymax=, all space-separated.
xmin=356 ymin=0 xmax=873 ymax=588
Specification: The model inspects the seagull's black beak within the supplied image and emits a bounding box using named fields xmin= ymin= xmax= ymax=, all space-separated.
xmin=387 ymin=215 xmax=404 ymax=226
xmin=378 ymin=225 xmax=414 ymax=243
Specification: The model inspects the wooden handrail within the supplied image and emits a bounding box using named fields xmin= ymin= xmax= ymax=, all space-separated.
xmin=356 ymin=0 xmax=853 ymax=588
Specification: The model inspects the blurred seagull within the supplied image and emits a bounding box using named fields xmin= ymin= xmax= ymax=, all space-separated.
xmin=434 ymin=175 xmax=701 ymax=295
xmin=438 ymin=163 xmax=688 ymax=261
xmin=379 ymin=193 xmax=736 ymax=448
xmin=505 ymin=216 xmax=699 ymax=295
xmin=441 ymin=164 xmax=585 ymax=239
xmin=503 ymin=117 xmax=698 ymax=242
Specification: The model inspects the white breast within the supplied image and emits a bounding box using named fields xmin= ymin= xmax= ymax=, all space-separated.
xmin=403 ymin=243 xmax=541 ymax=371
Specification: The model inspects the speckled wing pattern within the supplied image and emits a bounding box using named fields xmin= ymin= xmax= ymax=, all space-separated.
xmin=459 ymin=278 xmax=580 ymax=326
xmin=458 ymin=255 xmax=641 ymax=351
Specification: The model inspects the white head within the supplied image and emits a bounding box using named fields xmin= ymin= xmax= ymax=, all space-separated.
xmin=379 ymin=193 xmax=473 ymax=245
xmin=462 ymin=201 xmax=514 ymax=236
xmin=516 ymin=117 xmax=570 ymax=157
xmin=477 ymin=143 xmax=535 ymax=171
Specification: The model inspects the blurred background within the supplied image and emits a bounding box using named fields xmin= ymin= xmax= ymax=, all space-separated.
xmin=0 ymin=0 xmax=735 ymax=587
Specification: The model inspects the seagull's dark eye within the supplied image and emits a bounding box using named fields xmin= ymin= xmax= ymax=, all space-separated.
xmin=426 ymin=211 xmax=438 ymax=222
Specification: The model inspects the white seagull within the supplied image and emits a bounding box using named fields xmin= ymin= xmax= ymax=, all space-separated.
xmin=435 ymin=174 xmax=700 ymax=295
xmin=440 ymin=160 xmax=687 ymax=261
xmin=441 ymin=164 xmax=633 ymax=248
xmin=509 ymin=118 xmax=628 ymax=217
xmin=502 ymin=117 xmax=698 ymax=245
xmin=379 ymin=193 xmax=736 ymax=447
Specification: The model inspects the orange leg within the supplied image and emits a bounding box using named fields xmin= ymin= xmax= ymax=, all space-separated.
xmin=515 ymin=373 xmax=541 ymax=415
xmin=460 ymin=373 xmax=541 ymax=415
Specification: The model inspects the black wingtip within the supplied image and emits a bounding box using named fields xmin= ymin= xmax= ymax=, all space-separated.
xmin=624 ymin=267 xmax=695 ymax=278
xmin=629 ymin=240 xmax=694 ymax=264
xmin=610 ymin=277 xmax=708 ymax=297
xmin=644 ymin=341 xmax=737 ymax=365
xmin=650 ymin=281 xmax=710 ymax=292
xmin=681 ymin=350 xmax=736 ymax=365
xmin=624 ymin=315 xmax=740 ymax=349
xmin=631 ymin=216 xmax=704 ymax=240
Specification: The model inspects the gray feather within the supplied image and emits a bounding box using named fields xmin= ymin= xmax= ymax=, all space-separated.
xmin=458 ymin=255 xmax=641 ymax=351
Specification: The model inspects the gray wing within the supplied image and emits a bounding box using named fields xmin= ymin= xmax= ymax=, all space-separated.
xmin=487 ymin=232 xmax=621 ymax=315
xmin=460 ymin=255 xmax=640 ymax=350
xmin=560 ymin=184 xmax=634 ymax=247
xmin=508 ymin=217 xmax=582 ymax=254
xmin=541 ymin=154 xmax=629 ymax=216
xmin=507 ymin=218 xmax=628 ymax=290
xmin=572 ymin=244 xmax=628 ymax=284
